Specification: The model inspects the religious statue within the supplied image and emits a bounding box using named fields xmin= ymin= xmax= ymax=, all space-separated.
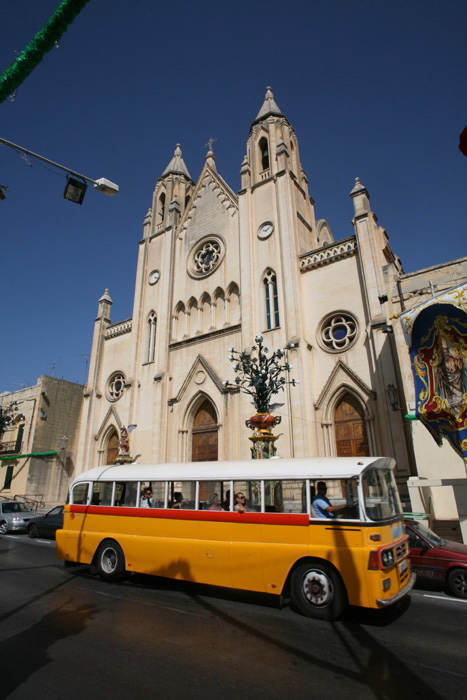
xmin=119 ymin=426 xmax=130 ymax=455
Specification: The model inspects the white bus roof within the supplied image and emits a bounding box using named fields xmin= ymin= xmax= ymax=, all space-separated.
xmin=70 ymin=457 xmax=395 ymax=487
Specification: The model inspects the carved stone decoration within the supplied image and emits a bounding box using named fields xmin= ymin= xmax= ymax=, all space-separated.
xmin=188 ymin=236 xmax=225 ymax=279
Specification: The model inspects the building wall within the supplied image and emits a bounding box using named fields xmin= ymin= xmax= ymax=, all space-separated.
xmin=0 ymin=376 xmax=83 ymax=504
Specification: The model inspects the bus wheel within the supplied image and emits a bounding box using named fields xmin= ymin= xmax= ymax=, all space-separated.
xmin=291 ymin=561 xmax=346 ymax=620
xmin=95 ymin=540 xmax=126 ymax=582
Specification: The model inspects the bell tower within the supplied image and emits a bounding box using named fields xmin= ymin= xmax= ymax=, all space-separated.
xmin=238 ymin=87 xmax=317 ymax=344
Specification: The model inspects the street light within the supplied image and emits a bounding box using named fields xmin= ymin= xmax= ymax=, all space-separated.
xmin=1 ymin=136 xmax=119 ymax=204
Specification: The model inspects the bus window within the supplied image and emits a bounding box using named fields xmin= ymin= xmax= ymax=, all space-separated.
xmin=280 ymin=479 xmax=307 ymax=513
xmin=198 ymin=481 xmax=230 ymax=510
xmin=169 ymin=481 xmax=196 ymax=509
xmin=71 ymin=482 xmax=89 ymax=505
xmin=92 ymin=481 xmax=113 ymax=506
xmin=114 ymin=481 xmax=138 ymax=507
xmin=140 ymin=481 xmax=166 ymax=508
xmin=233 ymin=480 xmax=261 ymax=512
xmin=362 ymin=468 xmax=402 ymax=521
xmin=311 ymin=478 xmax=359 ymax=519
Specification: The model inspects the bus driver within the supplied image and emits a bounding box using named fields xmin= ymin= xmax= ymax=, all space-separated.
xmin=312 ymin=481 xmax=347 ymax=519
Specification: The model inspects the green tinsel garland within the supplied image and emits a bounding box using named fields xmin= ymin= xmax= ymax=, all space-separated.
xmin=0 ymin=0 xmax=91 ymax=104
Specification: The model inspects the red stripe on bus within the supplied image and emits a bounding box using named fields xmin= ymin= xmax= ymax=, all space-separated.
xmin=69 ymin=505 xmax=309 ymax=526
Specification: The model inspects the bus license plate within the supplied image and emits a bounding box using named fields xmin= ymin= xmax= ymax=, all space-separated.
xmin=399 ymin=559 xmax=407 ymax=575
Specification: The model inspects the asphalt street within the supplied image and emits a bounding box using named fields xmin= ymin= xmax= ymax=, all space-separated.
xmin=1 ymin=533 xmax=466 ymax=700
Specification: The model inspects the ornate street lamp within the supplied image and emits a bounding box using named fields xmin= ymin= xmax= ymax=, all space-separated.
xmin=223 ymin=335 xmax=298 ymax=458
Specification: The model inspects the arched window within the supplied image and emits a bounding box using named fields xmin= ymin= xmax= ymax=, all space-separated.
xmin=147 ymin=312 xmax=157 ymax=363
xmin=335 ymin=393 xmax=369 ymax=457
xmin=259 ymin=136 xmax=269 ymax=171
xmin=264 ymin=269 xmax=279 ymax=330
xmin=192 ymin=399 xmax=218 ymax=462
xmin=158 ymin=192 xmax=166 ymax=222
xmin=106 ymin=429 xmax=120 ymax=465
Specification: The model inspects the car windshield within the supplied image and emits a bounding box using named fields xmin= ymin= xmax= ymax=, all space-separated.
xmin=407 ymin=520 xmax=443 ymax=546
xmin=2 ymin=503 xmax=32 ymax=513
xmin=362 ymin=468 xmax=403 ymax=521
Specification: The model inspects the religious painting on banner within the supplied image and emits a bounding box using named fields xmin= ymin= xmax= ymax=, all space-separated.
xmin=399 ymin=285 xmax=467 ymax=465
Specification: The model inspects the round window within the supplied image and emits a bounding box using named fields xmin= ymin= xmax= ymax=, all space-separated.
xmin=319 ymin=313 xmax=358 ymax=352
xmin=188 ymin=236 xmax=225 ymax=278
xmin=106 ymin=372 xmax=126 ymax=402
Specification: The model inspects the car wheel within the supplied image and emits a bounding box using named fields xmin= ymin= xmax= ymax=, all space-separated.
xmin=28 ymin=524 xmax=39 ymax=539
xmin=291 ymin=560 xmax=347 ymax=620
xmin=0 ymin=520 xmax=7 ymax=535
xmin=447 ymin=568 xmax=467 ymax=599
xmin=95 ymin=540 xmax=126 ymax=582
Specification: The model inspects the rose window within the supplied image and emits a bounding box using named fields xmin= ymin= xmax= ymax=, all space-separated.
xmin=106 ymin=372 xmax=126 ymax=401
xmin=189 ymin=237 xmax=224 ymax=278
xmin=320 ymin=313 xmax=357 ymax=352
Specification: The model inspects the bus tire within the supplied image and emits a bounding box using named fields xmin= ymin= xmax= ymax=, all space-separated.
xmin=291 ymin=560 xmax=347 ymax=621
xmin=95 ymin=540 xmax=126 ymax=582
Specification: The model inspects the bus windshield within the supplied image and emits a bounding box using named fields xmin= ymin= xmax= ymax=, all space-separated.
xmin=362 ymin=468 xmax=403 ymax=521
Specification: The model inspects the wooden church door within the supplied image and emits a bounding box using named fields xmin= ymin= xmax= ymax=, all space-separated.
xmin=335 ymin=394 xmax=369 ymax=457
xmin=106 ymin=430 xmax=120 ymax=464
xmin=192 ymin=400 xmax=218 ymax=462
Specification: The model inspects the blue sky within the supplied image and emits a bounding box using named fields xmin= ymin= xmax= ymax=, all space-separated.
xmin=1 ymin=0 xmax=466 ymax=392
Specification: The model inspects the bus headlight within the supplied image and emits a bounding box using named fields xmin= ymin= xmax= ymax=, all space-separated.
xmin=381 ymin=548 xmax=395 ymax=568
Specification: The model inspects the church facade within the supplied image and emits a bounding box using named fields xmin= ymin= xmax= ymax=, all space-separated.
xmin=75 ymin=88 xmax=419 ymax=496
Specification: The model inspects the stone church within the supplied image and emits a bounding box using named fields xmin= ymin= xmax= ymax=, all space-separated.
xmin=75 ymin=87 xmax=418 ymax=495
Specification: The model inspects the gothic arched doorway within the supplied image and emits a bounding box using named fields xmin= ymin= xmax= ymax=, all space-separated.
xmin=335 ymin=393 xmax=369 ymax=457
xmin=192 ymin=399 xmax=218 ymax=462
xmin=106 ymin=429 xmax=120 ymax=464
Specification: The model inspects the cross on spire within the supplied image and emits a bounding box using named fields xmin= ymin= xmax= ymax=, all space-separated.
xmin=205 ymin=136 xmax=217 ymax=151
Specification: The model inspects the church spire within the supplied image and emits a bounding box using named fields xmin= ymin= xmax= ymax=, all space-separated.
xmin=253 ymin=86 xmax=285 ymax=123
xmin=161 ymin=143 xmax=192 ymax=180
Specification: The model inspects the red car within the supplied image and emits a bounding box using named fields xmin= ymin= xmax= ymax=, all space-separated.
xmin=405 ymin=519 xmax=467 ymax=599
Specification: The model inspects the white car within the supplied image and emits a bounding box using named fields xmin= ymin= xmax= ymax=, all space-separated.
xmin=0 ymin=501 xmax=37 ymax=533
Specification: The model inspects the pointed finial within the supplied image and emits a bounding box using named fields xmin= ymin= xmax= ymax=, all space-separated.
xmin=254 ymin=87 xmax=284 ymax=122
xmin=161 ymin=143 xmax=192 ymax=180
xmin=350 ymin=176 xmax=367 ymax=195
xmin=98 ymin=288 xmax=113 ymax=304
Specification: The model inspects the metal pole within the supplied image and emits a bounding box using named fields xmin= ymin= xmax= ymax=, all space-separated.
xmin=1 ymin=136 xmax=98 ymax=185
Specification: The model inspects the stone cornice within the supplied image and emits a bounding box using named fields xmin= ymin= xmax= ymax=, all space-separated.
xmin=169 ymin=323 xmax=241 ymax=350
xmin=105 ymin=318 xmax=133 ymax=340
xmin=300 ymin=237 xmax=357 ymax=272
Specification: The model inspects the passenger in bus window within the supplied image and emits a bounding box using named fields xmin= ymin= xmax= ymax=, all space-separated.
xmin=140 ymin=487 xmax=155 ymax=508
xmin=171 ymin=492 xmax=187 ymax=509
xmin=234 ymin=492 xmax=252 ymax=513
xmin=208 ymin=493 xmax=224 ymax=511
xmin=312 ymin=482 xmax=347 ymax=519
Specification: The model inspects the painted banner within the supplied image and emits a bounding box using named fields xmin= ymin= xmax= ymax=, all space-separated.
xmin=399 ymin=284 xmax=467 ymax=463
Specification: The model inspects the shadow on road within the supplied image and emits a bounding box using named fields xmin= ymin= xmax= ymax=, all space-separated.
xmin=0 ymin=600 xmax=98 ymax=697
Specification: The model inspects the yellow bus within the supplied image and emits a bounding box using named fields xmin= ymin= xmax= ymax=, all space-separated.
xmin=56 ymin=456 xmax=415 ymax=620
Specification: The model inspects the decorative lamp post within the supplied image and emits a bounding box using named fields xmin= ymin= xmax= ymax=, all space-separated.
xmin=223 ymin=335 xmax=298 ymax=458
